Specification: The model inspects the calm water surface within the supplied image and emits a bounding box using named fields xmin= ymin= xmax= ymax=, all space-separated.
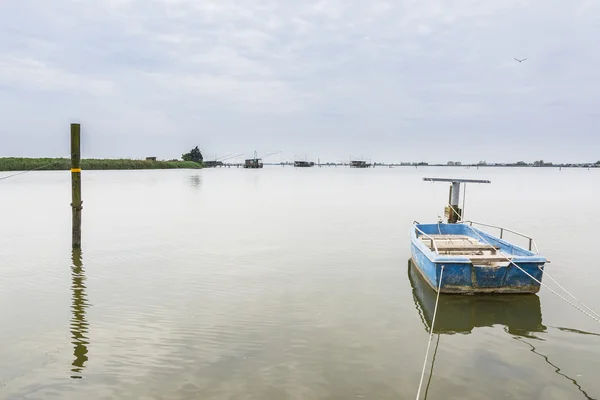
xmin=1 ymin=166 xmax=599 ymax=399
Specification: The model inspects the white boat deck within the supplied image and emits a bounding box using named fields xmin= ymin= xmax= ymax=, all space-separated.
xmin=420 ymin=234 xmax=512 ymax=264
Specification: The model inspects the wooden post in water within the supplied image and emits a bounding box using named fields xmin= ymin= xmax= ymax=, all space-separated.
xmin=424 ymin=178 xmax=491 ymax=223
xmin=71 ymin=123 xmax=82 ymax=248
xmin=448 ymin=182 xmax=462 ymax=223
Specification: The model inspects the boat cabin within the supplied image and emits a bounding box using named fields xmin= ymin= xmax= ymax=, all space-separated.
xmin=294 ymin=161 xmax=315 ymax=167
xmin=350 ymin=160 xmax=369 ymax=168
xmin=244 ymin=158 xmax=263 ymax=168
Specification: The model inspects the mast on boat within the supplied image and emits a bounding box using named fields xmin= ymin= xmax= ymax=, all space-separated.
xmin=423 ymin=178 xmax=491 ymax=223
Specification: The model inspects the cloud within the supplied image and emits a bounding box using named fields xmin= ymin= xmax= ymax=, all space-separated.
xmin=1 ymin=0 xmax=599 ymax=162
xmin=0 ymin=56 xmax=116 ymax=95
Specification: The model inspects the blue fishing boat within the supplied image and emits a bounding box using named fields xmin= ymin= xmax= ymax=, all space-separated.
xmin=410 ymin=178 xmax=548 ymax=294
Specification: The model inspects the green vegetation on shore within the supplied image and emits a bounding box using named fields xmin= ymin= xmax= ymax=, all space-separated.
xmin=0 ymin=158 xmax=202 ymax=171
xmin=182 ymin=146 xmax=203 ymax=163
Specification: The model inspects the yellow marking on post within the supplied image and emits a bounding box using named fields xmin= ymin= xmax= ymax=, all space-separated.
xmin=71 ymin=168 xmax=82 ymax=173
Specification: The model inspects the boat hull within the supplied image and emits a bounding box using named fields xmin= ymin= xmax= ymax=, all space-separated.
xmin=410 ymin=223 xmax=547 ymax=294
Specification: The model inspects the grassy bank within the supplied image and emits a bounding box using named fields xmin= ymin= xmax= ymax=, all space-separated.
xmin=0 ymin=158 xmax=202 ymax=171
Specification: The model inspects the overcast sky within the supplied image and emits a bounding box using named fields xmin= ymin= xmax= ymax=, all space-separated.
xmin=1 ymin=0 xmax=598 ymax=163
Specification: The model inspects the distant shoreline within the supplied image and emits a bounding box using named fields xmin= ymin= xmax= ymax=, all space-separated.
xmin=0 ymin=158 xmax=202 ymax=171
xmin=274 ymin=162 xmax=600 ymax=168
xmin=374 ymin=163 xmax=600 ymax=168
xmin=1 ymin=157 xmax=598 ymax=172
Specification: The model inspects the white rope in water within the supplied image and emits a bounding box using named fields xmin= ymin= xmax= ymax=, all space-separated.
xmin=451 ymin=213 xmax=600 ymax=324
xmin=538 ymin=266 xmax=600 ymax=319
xmin=503 ymin=262 xmax=600 ymax=324
xmin=416 ymin=266 xmax=444 ymax=400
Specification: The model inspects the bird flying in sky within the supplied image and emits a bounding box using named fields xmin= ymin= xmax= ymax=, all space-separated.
xmin=514 ymin=58 xmax=527 ymax=62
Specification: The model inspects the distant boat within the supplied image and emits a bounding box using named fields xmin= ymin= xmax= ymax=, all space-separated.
xmin=294 ymin=160 xmax=315 ymax=167
xmin=410 ymin=178 xmax=547 ymax=294
xmin=350 ymin=160 xmax=371 ymax=168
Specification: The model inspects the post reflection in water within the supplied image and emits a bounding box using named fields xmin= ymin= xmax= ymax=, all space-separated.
xmin=70 ymin=248 xmax=90 ymax=379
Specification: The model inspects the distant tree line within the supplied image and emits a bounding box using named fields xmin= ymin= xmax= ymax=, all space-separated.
xmin=182 ymin=146 xmax=203 ymax=164
xmin=0 ymin=158 xmax=201 ymax=171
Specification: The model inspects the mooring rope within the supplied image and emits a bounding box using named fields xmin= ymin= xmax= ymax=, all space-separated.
xmin=0 ymin=159 xmax=67 ymax=182
xmin=444 ymin=204 xmax=600 ymax=322
xmin=423 ymin=333 xmax=441 ymax=400
xmin=456 ymin=217 xmax=600 ymax=324
xmin=416 ymin=265 xmax=444 ymax=400
xmin=538 ymin=266 xmax=600 ymax=319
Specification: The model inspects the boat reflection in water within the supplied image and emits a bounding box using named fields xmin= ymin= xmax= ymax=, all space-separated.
xmin=408 ymin=258 xmax=546 ymax=338
xmin=408 ymin=259 xmax=597 ymax=400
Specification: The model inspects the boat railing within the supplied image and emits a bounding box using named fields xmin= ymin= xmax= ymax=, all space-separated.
xmin=462 ymin=220 xmax=540 ymax=254
xmin=412 ymin=221 xmax=439 ymax=254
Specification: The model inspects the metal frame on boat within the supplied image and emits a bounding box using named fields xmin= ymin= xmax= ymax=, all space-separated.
xmin=410 ymin=178 xmax=547 ymax=294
